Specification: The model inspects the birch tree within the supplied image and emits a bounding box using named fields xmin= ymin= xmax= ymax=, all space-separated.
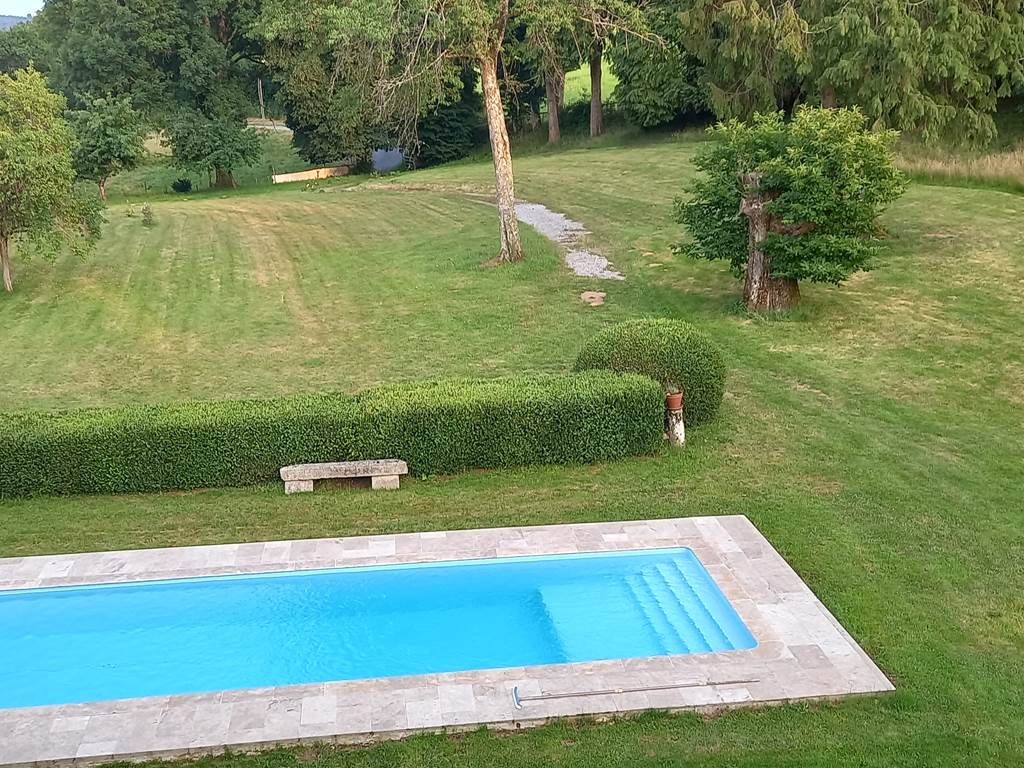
xmin=262 ymin=0 xmax=647 ymax=264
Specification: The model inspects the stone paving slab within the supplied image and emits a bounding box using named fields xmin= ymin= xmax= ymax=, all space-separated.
xmin=0 ymin=516 xmax=893 ymax=766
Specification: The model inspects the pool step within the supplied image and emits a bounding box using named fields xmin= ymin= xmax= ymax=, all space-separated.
xmin=670 ymin=558 xmax=756 ymax=651
xmin=624 ymin=574 xmax=690 ymax=654
xmin=636 ymin=568 xmax=714 ymax=653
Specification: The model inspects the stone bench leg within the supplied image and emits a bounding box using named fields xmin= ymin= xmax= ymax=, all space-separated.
xmin=371 ymin=475 xmax=400 ymax=491
xmin=285 ymin=479 xmax=314 ymax=494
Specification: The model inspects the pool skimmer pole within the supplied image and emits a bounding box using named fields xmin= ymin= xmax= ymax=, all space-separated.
xmin=512 ymin=678 xmax=760 ymax=709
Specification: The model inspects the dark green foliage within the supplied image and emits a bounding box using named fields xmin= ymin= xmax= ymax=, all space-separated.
xmin=0 ymin=373 xmax=663 ymax=498
xmin=609 ymin=3 xmax=708 ymax=128
xmin=350 ymin=373 xmax=663 ymax=475
xmin=67 ymin=94 xmax=147 ymax=193
xmin=171 ymin=178 xmax=193 ymax=193
xmin=39 ymin=0 xmax=183 ymax=113
xmin=558 ymin=99 xmax=625 ymax=134
xmin=416 ymin=71 xmax=485 ymax=167
xmin=41 ymin=0 xmax=266 ymax=161
xmin=678 ymin=0 xmax=1024 ymax=146
xmin=166 ymin=111 xmax=261 ymax=180
xmin=574 ymin=319 xmax=726 ymax=426
xmin=0 ymin=18 xmax=46 ymax=73
xmin=266 ymin=45 xmax=380 ymax=165
xmin=675 ymin=108 xmax=907 ymax=285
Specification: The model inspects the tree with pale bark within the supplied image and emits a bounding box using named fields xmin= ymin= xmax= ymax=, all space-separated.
xmin=261 ymin=0 xmax=527 ymax=263
xmin=0 ymin=68 xmax=103 ymax=294
xmin=261 ymin=0 xmax=646 ymax=264
xmin=675 ymin=108 xmax=906 ymax=312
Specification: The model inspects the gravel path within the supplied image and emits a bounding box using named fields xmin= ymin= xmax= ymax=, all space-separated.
xmin=515 ymin=202 xmax=625 ymax=280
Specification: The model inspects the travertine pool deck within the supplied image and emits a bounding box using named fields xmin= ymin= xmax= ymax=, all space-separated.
xmin=0 ymin=516 xmax=893 ymax=766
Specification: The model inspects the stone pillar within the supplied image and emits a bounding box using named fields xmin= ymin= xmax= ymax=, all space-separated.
xmin=667 ymin=408 xmax=686 ymax=447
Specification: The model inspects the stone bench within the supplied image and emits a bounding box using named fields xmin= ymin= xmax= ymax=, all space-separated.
xmin=279 ymin=459 xmax=408 ymax=494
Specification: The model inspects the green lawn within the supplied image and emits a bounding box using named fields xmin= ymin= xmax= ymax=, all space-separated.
xmin=562 ymin=59 xmax=619 ymax=106
xmin=1 ymin=133 xmax=1023 ymax=766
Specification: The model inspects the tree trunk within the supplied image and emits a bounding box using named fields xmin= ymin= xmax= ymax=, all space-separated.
xmin=479 ymin=53 xmax=524 ymax=263
xmin=214 ymin=167 xmax=236 ymax=189
xmin=589 ymin=42 xmax=604 ymax=137
xmin=821 ymin=84 xmax=837 ymax=108
xmin=545 ymin=75 xmax=561 ymax=144
xmin=1 ymin=236 xmax=13 ymax=293
xmin=98 ymin=178 xmax=108 ymax=202
xmin=739 ymin=172 xmax=800 ymax=311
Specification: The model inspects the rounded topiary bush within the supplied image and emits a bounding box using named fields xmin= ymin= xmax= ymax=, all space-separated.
xmin=574 ymin=319 xmax=727 ymax=426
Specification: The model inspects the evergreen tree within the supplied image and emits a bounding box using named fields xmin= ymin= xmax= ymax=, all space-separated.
xmin=677 ymin=0 xmax=1024 ymax=145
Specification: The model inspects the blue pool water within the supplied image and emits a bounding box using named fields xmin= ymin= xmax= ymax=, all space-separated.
xmin=0 ymin=547 xmax=756 ymax=709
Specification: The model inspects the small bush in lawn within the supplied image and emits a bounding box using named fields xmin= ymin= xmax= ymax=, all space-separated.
xmin=141 ymin=203 xmax=154 ymax=227
xmin=574 ymin=319 xmax=726 ymax=426
xmin=172 ymin=178 xmax=193 ymax=194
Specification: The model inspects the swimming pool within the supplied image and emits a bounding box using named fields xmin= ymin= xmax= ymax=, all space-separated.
xmin=0 ymin=547 xmax=756 ymax=709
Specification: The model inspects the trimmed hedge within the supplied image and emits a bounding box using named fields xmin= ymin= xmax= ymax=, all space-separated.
xmin=0 ymin=372 xmax=663 ymax=498
xmin=574 ymin=319 xmax=726 ymax=426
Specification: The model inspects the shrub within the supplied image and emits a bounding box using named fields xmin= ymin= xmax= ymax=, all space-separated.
xmin=172 ymin=178 xmax=193 ymax=193
xmin=141 ymin=203 xmax=154 ymax=227
xmin=574 ymin=319 xmax=726 ymax=426
xmin=0 ymin=372 xmax=663 ymax=498
xmin=351 ymin=373 xmax=663 ymax=475
xmin=558 ymin=100 xmax=627 ymax=136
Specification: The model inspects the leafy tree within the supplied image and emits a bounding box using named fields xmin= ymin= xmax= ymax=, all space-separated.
xmin=501 ymin=20 xmax=548 ymax=135
xmin=261 ymin=0 xmax=529 ymax=262
xmin=678 ymin=0 xmax=808 ymax=119
xmin=263 ymin=37 xmax=381 ymax=166
xmin=166 ymin=111 xmax=261 ymax=188
xmin=262 ymin=1 xmax=646 ymax=264
xmin=676 ymin=108 xmax=906 ymax=311
xmin=609 ymin=0 xmax=707 ymax=128
xmin=40 ymin=0 xmax=182 ymax=113
xmin=41 ymin=0 xmax=265 ymax=186
xmin=514 ymin=4 xmax=578 ymax=143
xmin=68 ymin=95 xmax=147 ymax=200
xmin=0 ymin=69 xmax=104 ymax=293
xmin=678 ymin=0 xmax=1024 ymax=146
xmin=0 ymin=17 xmax=47 ymax=73
xmin=805 ymin=0 xmax=1024 ymax=146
